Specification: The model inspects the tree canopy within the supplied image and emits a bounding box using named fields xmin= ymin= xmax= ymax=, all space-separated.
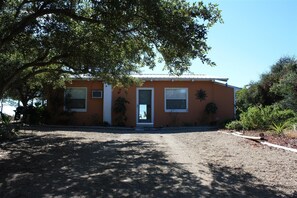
xmin=236 ymin=57 xmax=297 ymax=113
xmin=5 ymin=70 xmax=69 ymax=106
xmin=0 ymin=0 xmax=222 ymax=98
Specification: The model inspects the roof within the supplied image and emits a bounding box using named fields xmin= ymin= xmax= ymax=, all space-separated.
xmin=131 ymin=74 xmax=228 ymax=82
xmin=72 ymin=74 xmax=229 ymax=82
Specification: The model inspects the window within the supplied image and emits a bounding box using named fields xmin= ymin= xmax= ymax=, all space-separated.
xmin=165 ymin=88 xmax=188 ymax=112
xmin=65 ymin=88 xmax=87 ymax=112
xmin=92 ymin=90 xmax=103 ymax=98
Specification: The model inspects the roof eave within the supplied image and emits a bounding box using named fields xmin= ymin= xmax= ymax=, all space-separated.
xmin=138 ymin=77 xmax=229 ymax=82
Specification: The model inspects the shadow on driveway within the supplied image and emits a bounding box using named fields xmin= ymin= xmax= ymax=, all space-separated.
xmin=0 ymin=134 xmax=292 ymax=197
xmin=22 ymin=125 xmax=218 ymax=134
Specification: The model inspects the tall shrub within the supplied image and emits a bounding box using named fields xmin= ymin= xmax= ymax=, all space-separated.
xmin=204 ymin=102 xmax=218 ymax=125
xmin=239 ymin=105 xmax=295 ymax=130
xmin=0 ymin=113 xmax=19 ymax=140
xmin=113 ymin=97 xmax=129 ymax=126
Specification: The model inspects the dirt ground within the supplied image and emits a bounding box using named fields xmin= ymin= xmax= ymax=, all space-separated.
xmin=0 ymin=128 xmax=296 ymax=197
xmin=228 ymin=130 xmax=297 ymax=149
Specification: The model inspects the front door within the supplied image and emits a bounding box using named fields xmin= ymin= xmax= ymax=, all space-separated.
xmin=137 ymin=88 xmax=154 ymax=126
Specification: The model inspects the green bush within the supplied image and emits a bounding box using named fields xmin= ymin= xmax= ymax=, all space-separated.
xmin=23 ymin=105 xmax=49 ymax=125
xmin=205 ymin=102 xmax=218 ymax=114
xmin=239 ymin=105 xmax=295 ymax=130
xmin=0 ymin=113 xmax=19 ymax=141
xmin=225 ymin=120 xmax=243 ymax=130
xmin=113 ymin=97 xmax=129 ymax=126
xmin=269 ymin=106 xmax=296 ymax=124
xmin=269 ymin=122 xmax=288 ymax=135
xmin=286 ymin=116 xmax=297 ymax=130
xmin=240 ymin=106 xmax=262 ymax=130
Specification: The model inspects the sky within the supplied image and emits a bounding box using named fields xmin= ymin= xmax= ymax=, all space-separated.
xmin=143 ymin=0 xmax=297 ymax=87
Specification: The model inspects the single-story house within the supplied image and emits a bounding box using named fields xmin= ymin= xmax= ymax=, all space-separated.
xmin=47 ymin=74 xmax=238 ymax=127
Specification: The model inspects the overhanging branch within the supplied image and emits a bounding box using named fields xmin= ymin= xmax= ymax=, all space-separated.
xmin=1 ymin=7 xmax=104 ymax=47
xmin=2 ymin=53 xmax=70 ymax=94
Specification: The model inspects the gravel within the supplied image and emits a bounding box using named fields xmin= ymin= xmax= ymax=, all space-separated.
xmin=0 ymin=129 xmax=296 ymax=197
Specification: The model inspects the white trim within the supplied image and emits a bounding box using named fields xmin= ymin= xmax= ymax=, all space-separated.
xmin=103 ymin=84 xmax=112 ymax=125
xmin=136 ymin=88 xmax=154 ymax=126
xmin=260 ymin=141 xmax=297 ymax=153
xmin=64 ymin=87 xmax=87 ymax=112
xmin=131 ymin=74 xmax=228 ymax=82
xmin=164 ymin=88 xmax=188 ymax=112
xmin=70 ymin=74 xmax=229 ymax=82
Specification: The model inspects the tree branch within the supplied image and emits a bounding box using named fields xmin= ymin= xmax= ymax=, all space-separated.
xmin=1 ymin=7 xmax=104 ymax=47
xmin=2 ymin=53 xmax=70 ymax=94
xmin=14 ymin=1 xmax=30 ymax=19
xmin=19 ymin=68 xmax=74 ymax=84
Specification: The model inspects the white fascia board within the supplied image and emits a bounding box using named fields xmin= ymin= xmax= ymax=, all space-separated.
xmin=69 ymin=74 xmax=229 ymax=82
xmin=131 ymin=74 xmax=228 ymax=82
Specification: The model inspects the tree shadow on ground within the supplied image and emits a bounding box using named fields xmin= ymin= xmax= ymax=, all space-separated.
xmin=21 ymin=125 xmax=218 ymax=134
xmin=207 ymin=163 xmax=295 ymax=198
xmin=0 ymin=134 xmax=293 ymax=197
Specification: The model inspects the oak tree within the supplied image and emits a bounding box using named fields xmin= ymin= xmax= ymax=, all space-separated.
xmin=236 ymin=57 xmax=297 ymax=113
xmin=0 ymin=0 xmax=222 ymax=98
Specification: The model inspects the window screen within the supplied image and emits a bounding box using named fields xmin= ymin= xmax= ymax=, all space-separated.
xmin=165 ymin=88 xmax=188 ymax=111
xmin=65 ymin=88 xmax=87 ymax=111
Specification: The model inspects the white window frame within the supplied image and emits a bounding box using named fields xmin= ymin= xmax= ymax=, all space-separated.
xmin=92 ymin=89 xmax=103 ymax=99
xmin=64 ymin=87 xmax=87 ymax=112
xmin=164 ymin=88 xmax=188 ymax=112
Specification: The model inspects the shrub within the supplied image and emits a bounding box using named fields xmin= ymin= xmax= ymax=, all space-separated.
xmin=22 ymin=105 xmax=49 ymax=125
xmin=269 ymin=106 xmax=296 ymax=124
xmin=286 ymin=116 xmax=297 ymax=130
xmin=113 ymin=97 xmax=129 ymax=126
xmin=269 ymin=122 xmax=288 ymax=136
xmin=225 ymin=120 xmax=243 ymax=130
xmin=239 ymin=106 xmax=262 ymax=130
xmin=204 ymin=102 xmax=218 ymax=125
xmin=0 ymin=113 xmax=19 ymax=141
xmin=239 ymin=105 xmax=295 ymax=130
xmin=205 ymin=102 xmax=218 ymax=114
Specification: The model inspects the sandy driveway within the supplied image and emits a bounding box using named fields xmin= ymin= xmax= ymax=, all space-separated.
xmin=0 ymin=129 xmax=296 ymax=197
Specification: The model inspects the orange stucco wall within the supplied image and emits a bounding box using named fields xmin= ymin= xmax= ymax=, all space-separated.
xmin=54 ymin=79 xmax=234 ymax=126
xmin=112 ymin=81 xmax=234 ymax=127
xmin=65 ymin=80 xmax=104 ymax=125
